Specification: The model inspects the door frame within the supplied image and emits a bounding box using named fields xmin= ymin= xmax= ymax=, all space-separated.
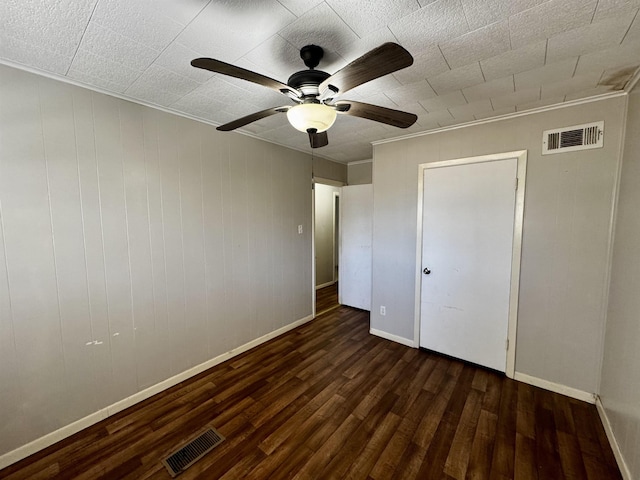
xmin=333 ymin=191 xmax=340 ymax=285
xmin=413 ymin=150 xmax=527 ymax=378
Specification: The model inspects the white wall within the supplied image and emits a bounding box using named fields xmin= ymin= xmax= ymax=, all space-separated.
xmin=600 ymin=88 xmax=640 ymax=479
xmin=371 ymin=97 xmax=626 ymax=395
xmin=339 ymin=184 xmax=373 ymax=310
xmin=0 ymin=64 xmax=312 ymax=460
xmin=314 ymin=183 xmax=340 ymax=287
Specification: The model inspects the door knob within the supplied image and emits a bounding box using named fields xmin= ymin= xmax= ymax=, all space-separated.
xmin=423 ymin=267 xmax=431 ymax=275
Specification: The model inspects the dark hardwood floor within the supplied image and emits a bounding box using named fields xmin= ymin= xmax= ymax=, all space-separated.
xmin=0 ymin=306 xmax=621 ymax=479
xmin=316 ymin=282 xmax=339 ymax=315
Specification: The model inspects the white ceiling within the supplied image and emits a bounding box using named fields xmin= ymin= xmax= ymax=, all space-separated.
xmin=1 ymin=0 xmax=639 ymax=163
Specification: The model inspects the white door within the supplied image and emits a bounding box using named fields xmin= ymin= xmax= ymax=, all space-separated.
xmin=420 ymin=157 xmax=518 ymax=372
xmin=339 ymin=184 xmax=372 ymax=310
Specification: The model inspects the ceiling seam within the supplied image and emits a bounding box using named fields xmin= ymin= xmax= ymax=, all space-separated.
xmin=619 ymin=9 xmax=639 ymax=45
xmin=65 ymin=0 xmax=101 ymax=75
xmin=126 ymin=0 xmax=215 ymax=90
xmin=590 ymin=0 xmax=600 ymax=23
xmin=324 ymin=1 xmax=362 ymax=40
xmin=275 ymin=0 xmax=298 ymax=18
xmin=478 ymin=61 xmax=486 ymax=82
xmin=437 ymin=45 xmax=451 ymax=70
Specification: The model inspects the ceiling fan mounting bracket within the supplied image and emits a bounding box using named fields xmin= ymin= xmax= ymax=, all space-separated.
xmin=300 ymin=44 xmax=324 ymax=69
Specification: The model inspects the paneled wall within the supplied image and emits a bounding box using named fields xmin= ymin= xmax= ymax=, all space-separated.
xmin=313 ymin=156 xmax=347 ymax=183
xmin=601 ymin=88 xmax=640 ymax=478
xmin=347 ymin=160 xmax=373 ymax=185
xmin=371 ymin=96 xmax=626 ymax=395
xmin=0 ymin=64 xmax=312 ymax=458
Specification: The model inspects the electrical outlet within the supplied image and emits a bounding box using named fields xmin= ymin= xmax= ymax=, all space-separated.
xmin=298 ymin=225 xmax=303 ymax=234
xmin=380 ymin=306 xmax=386 ymax=316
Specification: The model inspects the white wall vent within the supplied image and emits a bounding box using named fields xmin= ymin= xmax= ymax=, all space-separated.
xmin=542 ymin=121 xmax=604 ymax=155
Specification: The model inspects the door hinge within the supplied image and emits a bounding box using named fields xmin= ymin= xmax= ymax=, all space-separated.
xmin=505 ymin=339 xmax=509 ymax=350
xmin=515 ymin=177 xmax=519 ymax=190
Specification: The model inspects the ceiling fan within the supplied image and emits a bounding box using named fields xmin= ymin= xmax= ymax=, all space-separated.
xmin=191 ymin=43 xmax=418 ymax=148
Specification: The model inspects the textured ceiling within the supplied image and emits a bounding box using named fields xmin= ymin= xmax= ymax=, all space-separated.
xmin=1 ymin=0 xmax=639 ymax=163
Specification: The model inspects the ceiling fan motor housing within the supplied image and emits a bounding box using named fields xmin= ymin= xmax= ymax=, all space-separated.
xmin=287 ymin=69 xmax=330 ymax=98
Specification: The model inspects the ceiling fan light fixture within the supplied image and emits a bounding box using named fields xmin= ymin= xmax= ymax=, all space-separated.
xmin=286 ymin=103 xmax=337 ymax=133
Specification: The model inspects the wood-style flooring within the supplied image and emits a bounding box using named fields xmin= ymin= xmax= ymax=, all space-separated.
xmin=316 ymin=283 xmax=339 ymax=315
xmin=0 ymin=306 xmax=621 ymax=479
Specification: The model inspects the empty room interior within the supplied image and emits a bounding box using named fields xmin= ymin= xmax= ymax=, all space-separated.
xmin=1 ymin=0 xmax=640 ymax=478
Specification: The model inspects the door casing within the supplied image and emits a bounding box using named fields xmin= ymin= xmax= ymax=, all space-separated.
xmin=414 ymin=150 xmax=527 ymax=378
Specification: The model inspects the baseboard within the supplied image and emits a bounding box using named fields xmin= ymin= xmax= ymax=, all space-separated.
xmin=513 ymin=372 xmax=596 ymax=404
xmin=315 ymin=280 xmax=336 ymax=290
xmin=0 ymin=314 xmax=314 ymax=471
xmin=0 ymin=410 xmax=110 ymax=471
xmin=595 ymin=396 xmax=633 ymax=480
xmin=369 ymin=328 xmax=417 ymax=348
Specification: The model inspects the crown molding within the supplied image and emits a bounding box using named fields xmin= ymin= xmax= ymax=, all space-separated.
xmin=348 ymin=159 xmax=373 ymax=165
xmin=624 ymin=65 xmax=640 ymax=93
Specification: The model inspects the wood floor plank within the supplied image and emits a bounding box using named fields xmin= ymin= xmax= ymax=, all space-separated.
xmin=516 ymin=381 xmax=537 ymax=439
xmin=443 ymin=388 xmax=483 ymax=479
xmin=534 ymin=392 xmax=564 ymax=480
xmin=553 ymin=393 xmax=577 ymax=435
xmin=316 ymin=392 xmax=399 ymax=479
xmin=392 ymin=355 xmax=437 ymax=417
xmin=368 ymin=392 xmax=434 ymax=480
xmin=557 ymin=431 xmax=589 ymax=479
xmin=514 ymin=432 xmax=538 ymax=480
xmin=471 ymin=368 xmax=490 ymax=392
xmin=416 ymin=366 xmax=475 ymax=479
xmin=343 ymin=411 xmax=401 ymax=480
xmin=250 ymin=395 xmax=347 ymax=478
xmin=489 ymin=377 xmax=517 ymax=478
xmin=412 ymin=371 xmax=459 ymax=449
xmin=465 ymin=409 xmax=498 ymax=480
xmin=0 ymin=305 xmax=622 ymax=480
xmin=291 ymin=414 xmax=362 ymax=480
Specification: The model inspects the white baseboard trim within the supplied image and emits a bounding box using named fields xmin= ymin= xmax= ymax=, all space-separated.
xmin=0 ymin=314 xmax=314 ymax=471
xmin=370 ymin=328 xmax=417 ymax=348
xmin=513 ymin=372 xmax=596 ymax=404
xmin=315 ymin=280 xmax=336 ymax=290
xmin=0 ymin=410 xmax=110 ymax=471
xmin=595 ymin=396 xmax=633 ymax=480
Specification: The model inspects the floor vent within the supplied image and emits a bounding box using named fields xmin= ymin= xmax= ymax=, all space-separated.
xmin=542 ymin=121 xmax=604 ymax=155
xmin=162 ymin=428 xmax=225 ymax=477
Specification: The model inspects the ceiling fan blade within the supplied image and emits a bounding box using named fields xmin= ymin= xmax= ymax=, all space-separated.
xmin=319 ymin=43 xmax=413 ymax=98
xmin=335 ymin=101 xmax=417 ymax=128
xmin=216 ymin=106 xmax=289 ymax=132
xmin=308 ymin=129 xmax=329 ymax=148
xmin=191 ymin=58 xmax=301 ymax=99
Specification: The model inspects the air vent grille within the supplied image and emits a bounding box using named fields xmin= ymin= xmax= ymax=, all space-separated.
xmin=162 ymin=428 xmax=225 ymax=477
xmin=542 ymin=121 xmax=603 ymax=155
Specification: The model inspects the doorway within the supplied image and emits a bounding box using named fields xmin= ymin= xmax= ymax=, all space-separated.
xmin=415 ymin=151 xmax=527 ymax=377
xmin=314 ymin=182 xmax=341 ymax=315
